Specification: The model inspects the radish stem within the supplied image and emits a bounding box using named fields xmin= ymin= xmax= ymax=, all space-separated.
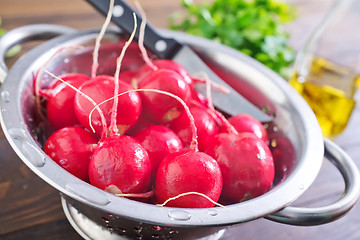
xmin=192 ymin=72 xmax=230 ymax=94
xmin=110 ymin=13 xmax=137 ymax=136
xmin=135 ymin=0 xmax=158 ymax=71
xmin=196 ymin=72 xmax=238 ymax=135
xmin=157 ymin=192 xmax=226 ymax=208
xmin=115 ymin=190 xmax=154 ymax=199
xmin=91 ymin=0 xmax=115 ymax=79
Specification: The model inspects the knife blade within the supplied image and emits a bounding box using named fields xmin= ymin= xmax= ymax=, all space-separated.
xmin=85 ymin=0 xmax=272 ymax=122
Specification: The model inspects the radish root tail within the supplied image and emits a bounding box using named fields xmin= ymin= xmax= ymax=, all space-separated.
xmin=135 ymin=0 xmax=158 ymax=71
xmin=91 ymin=0 xmax=115 ymax=79
xmin=157 ymin=192 xmax=226 ymax=208
xmin=110 ymin=12 xmax=138 ymax=136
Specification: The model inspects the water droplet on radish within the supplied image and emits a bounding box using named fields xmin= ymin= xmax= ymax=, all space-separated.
xmin=65 ymin=182 xmax=110 ymax=206
xmin=168 ymin=210 xmax=191 ymax=221
xmin=1 ymin=91 xmax=10 ymax=103
xmin=21 ymin=141 xmax=46 ymax=167
xmin=299 ymin=184 xmax=305 ymax=190
xmin=206 ymin=209 xmax=218 ymax=216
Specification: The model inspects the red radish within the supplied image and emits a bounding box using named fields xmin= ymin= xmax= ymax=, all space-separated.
xmin=220 ymin=113 xmax=269 ymax=144
xmin=169 ymin=105 xmax=218 ymax=151
xmin=74 ymin=75 xmax=142 ymax=137
xmin=205 ymin=132 xmax=274 ymax=203
xmin=133 ymin=125 xmax=183 ymax=181
xmin=119 ymin=70 xmax=138 ymax=88
xmin=191 ymin=87 xmax=208 ymax=107
xmin=44 ymin=126 xmax=98 ymax=181
xmin=134 ymin=2 xmax=192 ymax=87
xmin=126 ymin=113 xmax=152 ymax=136
xmin=44 ymin=73 xmax=90 ymax=130
xmin=135 ymin=59 xmax=193 ymax=86
xmin=139 ymin=69 xmax=192 ymax=124
xmin=155 ymin=150 xmax=223 ymax=208
xmin=34 ymin=45 xmax=85 ymax=121
xmin=88 ymin=135 xmax=152 ymax=194
xmin=268 ymin=128 xmax=296 ymax=184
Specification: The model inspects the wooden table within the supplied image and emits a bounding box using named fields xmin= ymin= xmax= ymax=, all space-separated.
xmin=0 ymin=0 xmax=359 ymax=239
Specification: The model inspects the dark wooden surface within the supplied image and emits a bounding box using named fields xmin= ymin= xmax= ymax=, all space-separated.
xmin=0 ymin=0 xmax=360 ymax=239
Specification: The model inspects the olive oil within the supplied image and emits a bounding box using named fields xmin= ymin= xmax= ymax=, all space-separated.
xmin=289 ymin=56 xmax=360 ymax=139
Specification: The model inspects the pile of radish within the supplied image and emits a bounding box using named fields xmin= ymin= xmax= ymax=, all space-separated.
xmin=33 ymin=4 xmax=286 ymax=209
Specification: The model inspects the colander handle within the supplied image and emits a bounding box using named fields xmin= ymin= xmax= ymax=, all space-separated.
xmin=0 ymin=24 xmax=76 ymax=83
xmin=265 ymin=138 xmax=360 ymax=226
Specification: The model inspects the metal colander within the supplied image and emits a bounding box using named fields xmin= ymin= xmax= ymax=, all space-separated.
xmin=0 ymin=25 xmax=359 ymax=240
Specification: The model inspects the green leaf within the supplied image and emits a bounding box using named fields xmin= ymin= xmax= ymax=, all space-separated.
xmin=169 ymin=0 xmax=297 ymax=78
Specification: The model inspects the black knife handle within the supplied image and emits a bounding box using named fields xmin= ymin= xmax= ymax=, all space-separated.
xmin=86 ymin=0 xmax=183 ymax=59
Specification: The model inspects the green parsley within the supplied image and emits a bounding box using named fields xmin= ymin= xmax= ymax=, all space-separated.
xmin=169 ymin=0 xmax=297 ymax=78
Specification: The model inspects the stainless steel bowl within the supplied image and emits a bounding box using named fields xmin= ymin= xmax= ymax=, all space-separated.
xmin=0 ymin=24 xmax=359 ymax=240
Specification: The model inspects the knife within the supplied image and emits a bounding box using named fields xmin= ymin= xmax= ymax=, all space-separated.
xmin=85 ymin=0 xmax=272 ymax=122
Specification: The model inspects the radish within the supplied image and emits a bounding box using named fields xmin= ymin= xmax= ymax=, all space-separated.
xmin=88 ymin=134 xmax=152 ymax=195
xmin=191 ymin=86 xmax=208 ymax=107
xmin=135 ymin=59 xmax=193 ymax=86
xmin=155 ymin=150 xmax=223 ymax=208
xmin=219 ymin=113 xmax=269 ymax=144
xmin=132 ymin=2 xmax=193 ymax=87
xmin=74 ymin=75 xmax=142 ymax=137
xmin=268 ymin=128 xmax=296 ymax=185
xmin=133 ymin=125 xmax=183 ymax=182
xmin=44 ymin=126 xmax=98 ymax=181
xmin=44 ymin=73 xmax=90 ymax=130
xmin=205 ymin=132 xmax=274 ymax=203
xmin=126 ymin=113 xmax=152 ymax=136
xmin=138 ymin=69 xmax=192 ymax=124
xmin=119 ymin=70 xmax=138 ymax=88
xmin=168 ymin=105 xmax=218 ymax=151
